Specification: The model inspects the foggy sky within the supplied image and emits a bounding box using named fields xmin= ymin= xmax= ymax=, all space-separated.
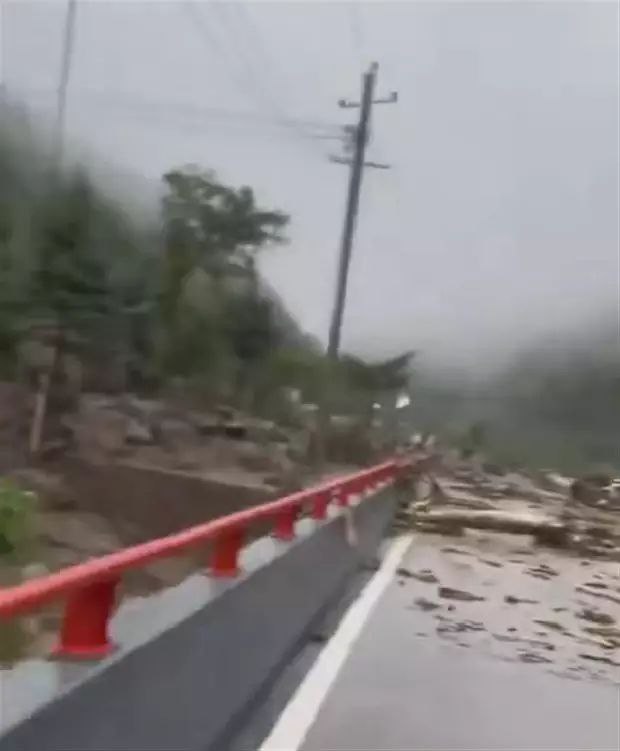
xmin=2 ymin=0 xmax=619 ymax=369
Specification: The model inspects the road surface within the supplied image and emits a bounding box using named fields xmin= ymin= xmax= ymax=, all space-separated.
xmin=260 ymin=535 xmax=619 ymax=751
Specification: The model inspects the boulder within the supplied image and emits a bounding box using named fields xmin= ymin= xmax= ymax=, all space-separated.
xmin=236 ymin=442 xmax=276 ymax=473
xmin=69 ymin=406 xmax=127 ymax=459
xmin=125 ymin=417 xmax=154 ymax=445
xmin=570 ymin=478 xmax=606 ymax=506
xmin=222 ymin=422 xmax=247 ymax=440
xmin=158 ymin=417 xmax=198 ymax=449
xmin=36 ymin=511 xmax=121 ymax=555
xmin=245 ymin=419 xmax=290 ymax=444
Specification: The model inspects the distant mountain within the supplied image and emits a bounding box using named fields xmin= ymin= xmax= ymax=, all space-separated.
xmin=412 ymin=310 xmax=619 ymax=472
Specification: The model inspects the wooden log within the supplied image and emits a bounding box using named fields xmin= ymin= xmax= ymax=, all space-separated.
xmin=414 ymin=508 xmax=569 ymax=545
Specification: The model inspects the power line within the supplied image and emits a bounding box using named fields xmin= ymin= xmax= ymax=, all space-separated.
xmin=212 ymin=1 xmax=327 ymax=147
xmin=23 ymin=85 xmax=342 ymax=137
xmin=208 ymin=3 xmax=298 ymax=126
xmin=226 ymin=2 xmax=298 ymax=114
xmin=181 ymin=1 xmax=327 ymax=151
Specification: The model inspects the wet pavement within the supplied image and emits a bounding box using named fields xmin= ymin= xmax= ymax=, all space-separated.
xmin=396 ymin=531 xmax=620 ymax=683
xmin=301 ymin=535 xmax=620 ymax=751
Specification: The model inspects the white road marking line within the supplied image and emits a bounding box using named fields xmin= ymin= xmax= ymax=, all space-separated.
xmin=259 ymin=533 xmax=414 ymax=751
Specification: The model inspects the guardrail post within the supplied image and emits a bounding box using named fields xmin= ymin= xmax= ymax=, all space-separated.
xmin=335 ymin=485 xmax=349 ymax=508
xmin=54 ymin=577 xmax=119 ymax=659
xmin=273 ymin=506 xmax=298 ymax=541
xmin=312 ymin=491 xmax=330 ymax=520
xmin=210 ymin=528 xmax=244 ymax=577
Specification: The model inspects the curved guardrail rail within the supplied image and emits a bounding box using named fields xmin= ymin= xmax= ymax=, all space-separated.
xmin=0 ymin=460 xmax=400 ymax=659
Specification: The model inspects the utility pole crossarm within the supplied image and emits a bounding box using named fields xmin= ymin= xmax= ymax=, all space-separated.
xmin=329 ymin=155 xmax=391 ymax=170
xmin=338 ymin=91 xmax=397 ymax=109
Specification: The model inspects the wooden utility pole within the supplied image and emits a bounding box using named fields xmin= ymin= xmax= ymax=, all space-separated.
xmin=54 ymin=0 xmax=77 ymax=164
xmin=30 ymin=0 xmax=77 ymax=456
xmin=327 ymin=61 xmax=397 ymax=360
xmin=313 ymin=63 xmax=396 ymax=468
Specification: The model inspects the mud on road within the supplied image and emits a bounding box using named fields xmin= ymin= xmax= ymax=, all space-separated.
xmin=397 ymin=529 xmax=619 ymax=685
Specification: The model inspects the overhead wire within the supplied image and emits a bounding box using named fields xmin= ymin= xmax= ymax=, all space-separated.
xmin=180 ymin=0 xmax=330 ymax=153
xmin=222 ymin=3 xmax=287 ymax=91
xmin=21 ymin=85 xmax=345 ymax=141
xmin=211 ymin=1 xmax=330 ymax=148
xmin=343 ymin=4 xmax=405 ymax=211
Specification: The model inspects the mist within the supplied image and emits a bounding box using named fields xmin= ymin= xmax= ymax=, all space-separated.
xmin=2 ymin=0 xmax=618 ymax=374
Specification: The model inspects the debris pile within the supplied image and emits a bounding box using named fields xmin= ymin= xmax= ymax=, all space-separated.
xmin=393 ymin=453 xmax=620 ymax=685
xmin=396 ymin=454 xmax=620 ymax=562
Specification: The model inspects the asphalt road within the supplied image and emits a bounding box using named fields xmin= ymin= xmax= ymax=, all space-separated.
xmin=300 ymin=544 xmax=619 ymax=751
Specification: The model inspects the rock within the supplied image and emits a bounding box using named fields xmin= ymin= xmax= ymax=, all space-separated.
xmin=214 ymin=405 xmax=236 ymax=422
xmin=438 ymin=587 xmax=486 ymax=602
xmin=531 ymin=563 xmax=558 ymax=576
xmin=519 ymin=651 xmax=553 ymax=664
xmin=539 ymin=471 xmax=572 ymax=492
xmin=504 ymin=595 xmax=539 ymax=605
xmin=582 ymin=625 xmax=620 ymax=642
xmin=441 ymin=547 xmax=474 ymax=557
xmin=157 ymin=417 xmax=197 ymax=448
xmin=194 ymin=417 xmax=222 ymax=436
xmin=583 ymin=580 xmax=609 ymax=590
xmin=69 ymin=404 xmax=127 ymax=458
xmin=437 ymin=620 xmax=485 ymax=634
xmin=222 ymin=423 xmax=247 ymax=440
xmin=414 ymin=569 xmax=439 ymax=584
xmin=526 ymin=563 xmax=559 ymax=579
xmin=37 ymin=512 xmax=121 ymax=556
xmin=570 ymin=478 xmax=606 ymax=506
xmin=576 ymin=608 xmax=615 ymax=626
xmin=578 ymin=653 xmax=619 ymax=667
xmin=125 ymin=418 xmax=154 ymax=445
xmin=533 ymin=619 xmax=567 ymax=633
xmin=414 ymin=597 xmax=441 ymax=611
xmin=575 ymin=587 xmax=620 ymax=605
xmin=237 ymin=442 xmax=277 ymax=473
xmin=246 ymin=419 xmax=290 ymax=444
xmin=398 ymin=568 xmax=439 ymax=584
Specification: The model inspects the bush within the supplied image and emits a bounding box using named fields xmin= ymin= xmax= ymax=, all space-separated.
xmin=0 ymin=479 xmax=36 ymax=557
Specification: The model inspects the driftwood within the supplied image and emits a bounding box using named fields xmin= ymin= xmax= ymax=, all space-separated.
xmin=414 ymin=508 xmax=569 ymax=546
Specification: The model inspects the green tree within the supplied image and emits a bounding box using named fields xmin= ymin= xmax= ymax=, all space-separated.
xmin=158 ymin=166 xmax=290 ymax=396
xmin=29 ymin=175 xmax=111 ymax=335
xmin=160 ymin=166 xmax=288 ymax=327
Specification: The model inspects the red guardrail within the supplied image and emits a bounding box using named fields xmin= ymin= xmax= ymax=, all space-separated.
xmin=0 ymin=460 xmax=400 ymax=660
